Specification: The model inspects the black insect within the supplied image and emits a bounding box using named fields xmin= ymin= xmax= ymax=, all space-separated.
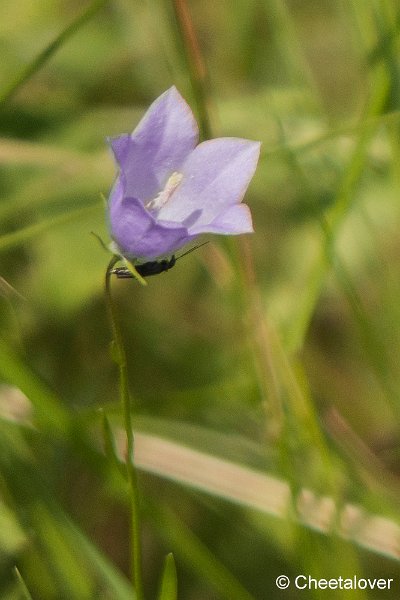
xmin=111 ymin=242 xmax=207 ymax=279
xmin=112 ymin=256 xmax=176 ymax=279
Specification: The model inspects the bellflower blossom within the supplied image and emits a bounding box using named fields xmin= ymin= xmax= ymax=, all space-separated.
xmin=108 ymin=87 xmax=260 ymax=260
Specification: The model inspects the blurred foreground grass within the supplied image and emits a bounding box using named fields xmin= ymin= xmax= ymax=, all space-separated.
xmin=1 ymin=0 xmax=400 ymax=598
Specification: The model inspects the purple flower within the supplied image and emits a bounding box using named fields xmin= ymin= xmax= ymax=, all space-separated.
xmin=108 ymin=86 xmax=260 ymax=260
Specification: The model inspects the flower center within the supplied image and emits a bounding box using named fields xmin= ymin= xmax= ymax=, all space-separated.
xmin=145 ymin=171 xmax=183 ymax=212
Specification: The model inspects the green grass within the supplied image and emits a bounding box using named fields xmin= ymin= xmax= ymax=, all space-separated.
xmin=1 ymin=0 xmax=400 ymax=598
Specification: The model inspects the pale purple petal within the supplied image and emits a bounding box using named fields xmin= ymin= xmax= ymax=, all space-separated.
xmin=189 ymin=203 xmax=253 ymax=235
xmin=110 ymin=135 xmax=130 ymax=165
xmin=110 ymin=187 xmax=193 ymax=259
xmin=109 ymin=86 xmax=198 ymax=203
xmin=157 ymin=138 xmax=260 ymax=228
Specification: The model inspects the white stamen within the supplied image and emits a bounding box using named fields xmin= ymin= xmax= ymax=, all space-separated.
xmin=146 ymin=171 xmax=183 ymax=211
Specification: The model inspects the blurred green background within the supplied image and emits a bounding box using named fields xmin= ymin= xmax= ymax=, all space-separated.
xmin=1 ymin=0 xmax=400 ymax=598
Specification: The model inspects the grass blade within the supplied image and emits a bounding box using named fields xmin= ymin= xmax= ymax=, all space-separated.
xmin=0 ymin=0 xmax=108 ymax=104
xmin=157 ymin=553 xmax=177 ymax=600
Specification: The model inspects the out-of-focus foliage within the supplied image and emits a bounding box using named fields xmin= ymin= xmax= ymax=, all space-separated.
xmin=1 ymin=0 xmax=400 ymax=598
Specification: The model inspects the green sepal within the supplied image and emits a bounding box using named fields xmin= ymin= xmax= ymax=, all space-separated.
xmin=123 ymin=258 xmax=148 ymax=286
xmin=91 ymin=231 xmax=110 ymax=253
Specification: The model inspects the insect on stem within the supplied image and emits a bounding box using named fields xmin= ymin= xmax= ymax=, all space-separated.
xmin=110 ymin=241 xmax=209 ymax=279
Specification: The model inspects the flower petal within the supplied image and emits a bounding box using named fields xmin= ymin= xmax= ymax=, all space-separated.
xmin=109 ymin=185 xmax=193 ymax=259
xmin=157 ymin=138 xmax=260 ymax=226
xmin=189 ymin=203 xmax=253 ymax=235
xmin=108 ymin=86 xmax=199 ymax=203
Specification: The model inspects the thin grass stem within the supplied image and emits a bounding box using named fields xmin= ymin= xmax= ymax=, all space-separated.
xmin=171 ymin=0 xmax=213 ymax=139
xmin=169 ymin=0 xmax=284 ymax=439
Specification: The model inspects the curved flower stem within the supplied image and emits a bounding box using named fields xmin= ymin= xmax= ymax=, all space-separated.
xmin=105 ymin=255 xmax=145 ymax=600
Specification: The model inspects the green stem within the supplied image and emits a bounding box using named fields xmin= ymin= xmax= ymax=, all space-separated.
xmin=105 ymin=256 xmax=145 ymax=600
